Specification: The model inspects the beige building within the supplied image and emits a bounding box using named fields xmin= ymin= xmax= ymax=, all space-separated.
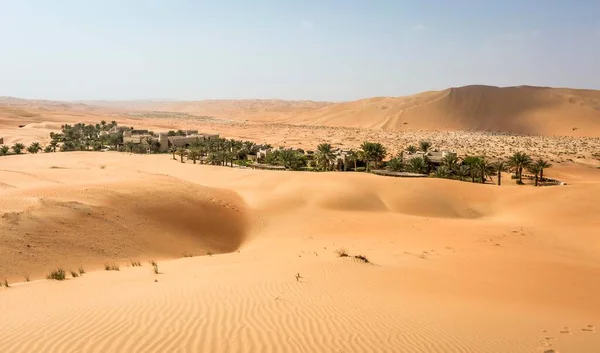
xmin=123 ymin=130 xmax=219 ymax=152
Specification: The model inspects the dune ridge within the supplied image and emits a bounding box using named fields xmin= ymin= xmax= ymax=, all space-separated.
xmin=4 ymin=84 xmax=600 ymax=137
xmin=72 ymin=85 xmax=600 ymax=137
xmin=0 ymin=153 xmax=599 ymax=352
xmin=0 ymin=165 xmax=249 ymax=279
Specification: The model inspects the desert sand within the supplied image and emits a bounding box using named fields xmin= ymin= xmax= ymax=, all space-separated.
xmin=83 ymin=85 xmax=600 ymax=137
xmin=1 ymin=88 xmax=600 ymax=352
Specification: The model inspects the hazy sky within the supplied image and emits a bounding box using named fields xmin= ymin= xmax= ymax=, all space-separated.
xmin=1 ymin=0 xmax=599 ymax=101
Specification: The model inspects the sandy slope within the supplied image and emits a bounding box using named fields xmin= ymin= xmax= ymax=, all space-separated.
xmin=1 ymin=152 xmax=599 ymax=352
xmin=83 ymin=85 xmax=600 ymax=137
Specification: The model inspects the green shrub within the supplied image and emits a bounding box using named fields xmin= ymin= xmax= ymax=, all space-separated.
xmin=47 ymin=268 xmax=66 ymax=280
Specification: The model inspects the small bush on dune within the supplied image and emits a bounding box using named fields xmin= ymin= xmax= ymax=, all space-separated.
xmin=130 ymin=260 xmax=141 ymax=267
xmin=335 ymin=249 xmax=371 ymax=264
xmin=70 ymin=270 xmax=79 ymax=278
xmin=3 ymin=279 xmax=9 ymax=288
xmin=105 ymin=264 xmax=120 ymax=271
xmin=336 ymin=249 xmax=349 ymax=257
xmin=78 ymin=267 xmax=85 ymax=275
xmin=150 ymin=261 xmax=159 ymax=274
xmin=47 ymin=268 xmax=66 ymax=281
xmin=354 ymin=255 xmax=370 ymax=263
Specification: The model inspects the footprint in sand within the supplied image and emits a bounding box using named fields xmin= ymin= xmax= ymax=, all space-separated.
xmin=581 ymin=324 xmax=595 ymax=332
xmin=559 ymin=326 xmax=571 ymax=334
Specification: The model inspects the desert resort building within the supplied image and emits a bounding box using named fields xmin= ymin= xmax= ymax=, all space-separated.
xmin=119 ymin=128 xmax=219 ymax=152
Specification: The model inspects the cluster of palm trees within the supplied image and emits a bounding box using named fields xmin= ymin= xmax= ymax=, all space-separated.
xmin=2 ymin=120 xmax=554 ymax=186
xmin=309 ymin=141 xmax=388 ymax=172
xmin=2 ymin=121 xmax=132 ymax=157
xmin=50 ymin=121 xmax=125 ymax=152
xmin=0 ymin=142 xmax=43 ymax=156
xmin=389 ymin=150 xmax=551 ymax=186
xmin=171 ymin=137 xmax=262 ymax=167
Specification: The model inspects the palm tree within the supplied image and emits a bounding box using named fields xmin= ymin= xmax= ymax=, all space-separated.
xmin=346 ymin=150 xmax=358 ymax=171
xmin=433 ymin=165 xmax=451 ymax=179
xmin=476 ymin=158 xmax=495 ymax=184
xmin=360 ymin=142 xmax=374 ymax=172
xmin=534 ymin=159 xmax=552 ymax=181
xmin=315 ymin=143 xmax=335 ymax=171
xmin=492 ymin=160 xmax=507 ymax=186
xmin=386 ymin=157 xmax=403 ymax=172
xmin=371 ymin=143 xmax=387 ymax=169
xmin=27 ymin=142 xmax=42 ymax=154
xmin=278 ymin=149 xmax=297 ymax=169
xmin=176 ymin=147 xmax=187 ymax=163
xmin=455 ymin=164 xmax=470 ymax=181
xmin=188 ymin=148 xmax=201 ymax=164
xmin=508 ymin=152 xmax=533 ymax=184
xmin=419 ymin=140 xmax=432 ymax=152
xmin=406 ymin=145 xmax=417 ymax=154
xmin=463 ymin=156 xmax=482 ymax=183
xmin=49 ymin=140 xmax=59 ymax=152
xmin=527 ymin=163 xmax=542 ymax=186
xmin=441 ymin=154 xmax=459 ymax=173
xmin=0 ymin=145 xmax=10 ymax=156
xmin=406 ymin=157 xmax=427 ymax=174
xmin=12 ymin=143 xmax=25 ymax=154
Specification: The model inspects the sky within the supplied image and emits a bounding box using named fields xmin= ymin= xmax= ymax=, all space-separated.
xmin=0 ymin=0 xmax=599 ymax=101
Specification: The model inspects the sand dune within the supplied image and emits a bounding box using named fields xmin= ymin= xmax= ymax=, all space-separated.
xmin=0 ymin=156 xmax=248 ymax=279
xmin=280 ymin=85 xmax=600 ymax=136
xmin=1 ymin=89 xmax=600 ymax=352
xmin=1 ymin=152 xmax=600 ymax=352
xmin=82 ymin=85 xmax=600 ymax=137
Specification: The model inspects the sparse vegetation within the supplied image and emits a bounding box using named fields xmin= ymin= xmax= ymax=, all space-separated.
xmin=354 ymin=255 xmax=370 ymax=263
xmin=3 ymin=279 xmax=9 ymax=288
xmin=70 ymin=270 xmax=79 ymax=278
xmin=47 ymin=268 xmax=66 ymax=281
xmin=0 ymin=145 xmax=10 ymax=156
xmin=336 ymin=249 xmax=349 ymax=257
xmin=336 ymin=250 xmax=371 ymax=264
xmin=150 ymin=261 xmax=159 ymax=274
xmin=131 ymin=260 xmax=142 ymax=267
xmin=78 ymin=267 xmax=85 ymax=275
xmin=12 ymin=143 xmax=25 ymax=154
xmin=105 ymin=264 xmax=120 ymax=271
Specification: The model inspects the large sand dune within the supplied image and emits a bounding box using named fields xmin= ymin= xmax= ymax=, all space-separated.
xmin=0 ymin=155 xmax=248 ymax=278
xmin=84 ymin=85 xmax=600 ymax=137
xmin=1 ymin=152 xmax=600 ymax=352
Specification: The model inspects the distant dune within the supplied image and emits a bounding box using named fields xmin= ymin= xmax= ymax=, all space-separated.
xmin=68 ymin=85 xmax=600 ymax=137
xmin=3 ymin=85 xmax=600 ymax=137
